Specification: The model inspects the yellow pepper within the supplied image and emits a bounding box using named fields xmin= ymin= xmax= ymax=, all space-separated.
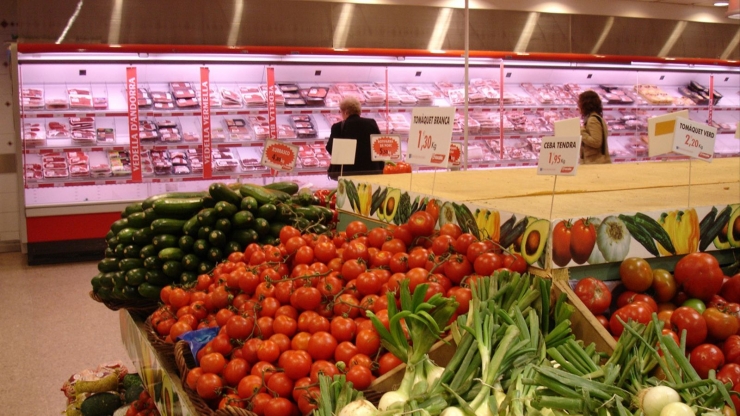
xmin=357 ymin=183 xmax=373 ymax=216
xmin=659 ymin=208 xmax=699 ymax=255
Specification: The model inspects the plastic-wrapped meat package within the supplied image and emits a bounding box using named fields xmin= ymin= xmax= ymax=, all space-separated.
xmin=340 ymin=90 xmax=366 ymax=104
xmin=43 ymin=168 xmax=69 ymax=179
xmin=67 ymin=151 xmax=89 ymax=165
xmin=25 ymin=164 xmax=43 ymax=181
xmin=240 ymin=86 xmax=266 ymax=106
xmin=278 ymin=125 xmax=297 ymax=139
xmin=21 ymin=88 xmax=44 ymax=109
xmin=259 ymin=85 xmax=285 ymax=105
xmin=214 ymin=159 xmax=239 ymax=172
xmin=172 ymin=86 xmax=196 ymax=99
xmin=220 ymin=88 xmax=242 ymax=107
xmin=47 ymin=121 xmax=70 ymax=139
xmin=405 ymin=85 xmax=434 ymax=103
xmin=434 ymin=81 xmax=456 ymax=95
xmin=300 ymin=156 xmax=319 ymax=168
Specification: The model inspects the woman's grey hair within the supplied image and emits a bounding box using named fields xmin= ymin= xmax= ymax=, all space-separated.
xmin=339 ymin=96 xmax=362 ymax=116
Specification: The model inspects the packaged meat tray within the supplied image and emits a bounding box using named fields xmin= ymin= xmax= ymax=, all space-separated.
xmin=214 ymin=159 xmax=239 ymax=172
xmin=45 ymin=98 xmax=69 ymax=110
xmin=279 ymin=84 xmax=299 ymax=93
xmin=23 ymin=123 xmax=46 ymax=146
xmin=176 ymin=97 xmax=199 ymax=108
xmin=43 ymin=168 xmax=69 ymax=179
xmin=67 ymin=152 xmax=89 ymax=165
xmin=285 ymin=98 xmax=307 ymax=107
xmin=93 ymin=97 xmax=108 ymax=109
xmin=172 ymin=87 xmax=196 ymax=99
xmin=299 ymin=88 xmax=326 ymax=106
xmin=151 ymin=91 xmax=174 ymax=103
xmin=220 ymin=89 xmax=243 ymax=107
xmin=70 ymin=164 xmax=90 ymax=177
xmin=170 ymin=82 xmax=191 ymax=89
xmin=260 ymin=85 xmax=285 ymax=105
xmin=635 ymin=85 xmax=673 ymax=104
xmin=305 ymin=86 xmax=328 ymax=99
xmin=278 ymin=125 xmax=297 ymax=139
xmin=22 ymin=88 xmax=44 ymax=110
xmin=69 ymin=94 xmax=93 ymax=108
xmin=47 ymin=121 xmax=71 ymax=139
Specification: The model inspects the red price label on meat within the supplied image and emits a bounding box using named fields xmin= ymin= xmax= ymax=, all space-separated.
xmin=448 ymin=143 xmax=462 ymax=167
xmin=261 ymin=139 xmax=298 ymax=172
xmin=673 ymin=117 xmax=716 ymax=162
xmin=407 ymin=107 xmax=455 ymax=167
xmin=370 ymin=134 xmax=401 ymax=161
xmin=537 ymin=136 xmax=581 ymax=176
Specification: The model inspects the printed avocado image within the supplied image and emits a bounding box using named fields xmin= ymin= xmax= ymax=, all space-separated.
xmin=438 ymin=202 xmax=457 ymax=227
xmin=381 ymin=188 xmax=401 ymax=223
xmin=728 ymin=204 xmax=740 ymax=248
xmin=520 ymin=218 xmax=550 ymax=265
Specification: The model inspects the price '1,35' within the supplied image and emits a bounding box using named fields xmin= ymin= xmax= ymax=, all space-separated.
xmin=548 ymin=153 xmax=565 ymax=164
xmin=417 ymin=131 xmax=436 ymax=151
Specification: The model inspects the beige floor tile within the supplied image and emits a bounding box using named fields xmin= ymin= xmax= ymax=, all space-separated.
xmin=0 ymin=251 xmax=134 ymax=415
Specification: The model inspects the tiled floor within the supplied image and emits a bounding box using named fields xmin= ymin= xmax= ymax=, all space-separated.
xmin=0 ymin=251 xmax=134 ymax=416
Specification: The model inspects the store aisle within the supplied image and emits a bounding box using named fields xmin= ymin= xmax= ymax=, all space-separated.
xmin=0 ymin=251 xmax=134 ymax=416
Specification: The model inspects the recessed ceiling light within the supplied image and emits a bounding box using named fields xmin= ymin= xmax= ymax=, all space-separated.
xmin=714 ymin=2 xmax=729 ymax=6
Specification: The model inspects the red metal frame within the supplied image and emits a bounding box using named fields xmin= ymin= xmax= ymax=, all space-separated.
xmin=17 ymin=43 xmax=740 ymax=68
xmin=26 ymin=212 xmax=122 ymax=243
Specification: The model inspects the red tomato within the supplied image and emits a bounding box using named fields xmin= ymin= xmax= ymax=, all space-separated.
xmin=307 ymin=331 xmax=337 ymax=361
xmin=200 ymin=352 xmax=227 ymax=375
xmin=222 ymin=358 xmax=250 ymax=387
xmin=431 ymin=234 xmax=455 ymax=256
xmin=443 ymin=254 xmax=473 ymax=285
xmin=718 ymin=363 xmax=740 ymax=387
xmin=675 ymin=253 xmax=724 ymax=301
xmin=704 ymin=307 xmax=740 ymax=341
xmin=690 ymin=343 xmax=725 ymax=379
xmin=503 ymin=253 xmax=527 ymax=273
xmin=378 ymin=352 xmax=404 ymax=375
xmin=330 ymin=316 xmax=357 ymax=343
xmin=725 ymin=335 xmax=740 ymax=365
xmin=595 ymin=315 xmax=610 ymax=331
xmin=425 ymin=199 xmax=440 ymax=224
xmin=408 ymin=211 xmax=436 ymax=237
xmin=448 ymin=286 xmax=473 ymax=315
xmin=279 ymin=350 xmax=312 ymax=380
xmin=453 ymin=233 xmax=479 ymax=255
xmin=671 ymin=306 xmax=708 ymax=348
xmin=570 ymin=218 xmax=596 ymax=265
xmin=721 ymin=274 xmax=740 ymax=304
xmin=345 ymin=364 xmax=374 ymax=390
xmin=196 ymin=373 xmax=224 ymax=400
xmin=345 ymin=221 xmax=368 ymax=239
xmin=355 ymin=329 xmax=381 ymax=356
xmin=392 ymin=224 xmax=414 ymax=246
xmin=263 ymin=397 xmax=297 ymax=416
xmin=617 ymin=292 xmax=658 ymax=314
xmin=473 ymin=252 xmax=503 ymax=276
xmin=652 ymin=269 xmax=678 ymax=303
xmin=573 ymin=277 xmax=612 ymax=315
xmin=610 ymin=303 xmax=652 ymax=337
xmin=551 ymin=220 xmax=572 ymax=267
xmin=366 ymin=227 xmax=392 ymax=249
xmin=619 ymin=257 xmax=653 ymax=292
xmin=310 ymin=360 xmax=339 ymax=383
xmin=382 ymin=238 xmax=407 ymax=255
xmin=266 ymin=372 xmax=294 ymax=399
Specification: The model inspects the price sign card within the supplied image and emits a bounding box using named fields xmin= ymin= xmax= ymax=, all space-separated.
xmin=672 ymin=117 xmax=716 ymax=162
xmin=537 ymin=136 xmax=581 ymax=176
xmin=261 ymin=139 xmax=299 ymax=171
xmin=647 ymin=110 xmax=689 ymax=157
xmin=448 ymin=142 xmax=462 ymax=167
xmin=554 ymin=117 xmax=580 ymax=138
xmin=370 ymin=134 xmax=401 ymax=161
xmin=407 ymin=107 xmax=455 ymax=167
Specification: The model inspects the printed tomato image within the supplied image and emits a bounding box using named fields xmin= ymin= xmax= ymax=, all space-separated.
xmin=552 ymin=220 xmax=572 ymax=267
xmin=570 ymin=218 xmax=597 ymax=265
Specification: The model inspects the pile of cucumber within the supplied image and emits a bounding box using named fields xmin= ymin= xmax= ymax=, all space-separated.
xmin=91 ymin=181 xmax=335 ymax=302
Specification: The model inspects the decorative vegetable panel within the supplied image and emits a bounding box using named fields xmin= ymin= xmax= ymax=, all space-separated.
xmin=550 ymin=203 xmax=738 ymax=268
xmin=335 ymin=178 xmax=550 ymax=267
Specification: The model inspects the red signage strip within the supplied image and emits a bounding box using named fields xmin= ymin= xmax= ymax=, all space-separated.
xmin=126 ymin=67 xmax=142 ymax=182
xmin=267 ymin=67 xmax=277 ymax=141
xmin=200 ymin=67 xmax=212 ymax=179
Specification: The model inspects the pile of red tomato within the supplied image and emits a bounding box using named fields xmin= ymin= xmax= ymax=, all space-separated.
xmin=124 ymin=390 xmax=159 ymax=416
xmin=573 ymin=252 xmax=740 ymax=404
xmin=148 ymin=210 xmax=527 ymax=416
xmin=382 ymin=161 xmax=412 ymax=174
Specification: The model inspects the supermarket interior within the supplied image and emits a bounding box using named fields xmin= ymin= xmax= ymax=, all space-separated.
xmin=1 ymin=1 xmax=739 ymax=416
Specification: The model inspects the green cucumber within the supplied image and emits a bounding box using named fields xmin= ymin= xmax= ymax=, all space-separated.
xmin=253 ymin=218 xmax=270 ymax=237
xmin=150 ymin=218 xmax=187 ymax=235
xmin=181 ymin=254 xmax=200 ymax=271
xmin=634 ymin=212 xmax=676 ymax=254
xmin=162 ymin=260 xmax=184 ymax=278
xmin=139 ymin=244 xmax=157 ymax=259
xmin=146 ymin=269 xmax=171 ymax=286
xmin=619 ymin=214 xmax=660 ymax=257
xmin=240 ymin=196 xmax=259 ymax=212
xmin=122 ymin=284 xmax=140 ymax=299
xmin=91 ymin=274 xmax=103 ymax=291
xmin=180 ymin=271 xmax=198 ymax=285
xmin=214 ymin=201 xmax=238 ymax=218
xmin=197 ymin=226 xmax=213 ymax=240
xmin=118 ymin=258 xmax=144 ymax=272
xmin=96 ymin=287 xmax=113 ymax=300
xmin=225 ymin=241 xmax=242 ymax=254
xmin=214 ymin=218 xmax=232 ymax=234
xmin=116 ymin=228 xmax=137 ymax=245
xmin=98 ymin=258 xmax=119 ymax=273
xmin=143 ymin=255 xmax=163 ymax=270
xmin=114 ymin=243 xmax=126 ymax=258
xmin=209 ymin=182 xmax=243 ymax=205
xmin=257 ymin=203 xmax=278 ymax=220
xmin=264 ymin=181 xmax=300 ymax=195
xmin=193 ymin=239 xmax=210 ymax=257
xmin=208 ymin=229 xmax=227 ymax=247
xmin=110 ymin=218 xmax=129 ymax=234
xmin=198 ymin=260 xmax=215 ymax=274
xmin=123 ymin=244 xmax=141 ymax=259
xmin=197 ymin=208 xmax=218 ymax=227
xmin=182 ymin=215 xmax=200 ymax=237
xmin=152 ymin=197 xmax=204 ymax=218
xmin=270 ymin=221 xmax=287 ymax=238
xmin=152 ymin=234 xmax=178 ymax=249
xmin=104 ymin=247 xmax=117 ymax=258
xmin=232 ymin=210 xmax=255 ymax=229
xmin=239 ymin=183 xmax=290 ymax=205
xmin=159 ymin=247 xmax=185 ymax=262
xmin=132 ymin=227 xmax=154 ymax=245
xmin=231 ymin=229 xmax=259 ymax=247
xmin=178 ymin=235 xmax=195 ymax=252
xmin=125 ymin=268 xmax=147 ymax=286
xmin=207 ymin=247 xmax=224 ymax=263
xmin=112 ymin=271 xmax=127 ymax=289
xmin=99 ymin=273 xmax=116 ymax=288
xmin=138 ymin=282 xmax=163 ymax=300
xmin=126 ymin=211 xmax=151 ymax=229
xmin=142 ymin=191 xmax=208 ymax=210
xmin=81 ymin=392 xmax=122 ymax=416
xmin=105 ymin=230 xmax=115 ymax=240
xmin=107 ymin=234 xmax=119 ymax=249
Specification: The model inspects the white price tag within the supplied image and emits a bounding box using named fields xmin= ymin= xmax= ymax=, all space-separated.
xmin=672 ymin=117 xmax=716 ymax=162
xmin=537 ymin=136 xmax=581 ymax=176
xmin=370 ymin=134 xmax=401 ymax=161
xmin=647 ymin=110 xmax=689 ymax=157
xmin=407 ymin=107 xmax=455 ymax=167
xmin=330 ymin=138 xmax=357 ymax=165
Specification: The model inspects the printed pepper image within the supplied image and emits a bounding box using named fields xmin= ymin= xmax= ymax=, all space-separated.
xmin=356 ymin=183 xmax=373 ymax=216
xmin=658 ymin=208 xmax=699 ymax=255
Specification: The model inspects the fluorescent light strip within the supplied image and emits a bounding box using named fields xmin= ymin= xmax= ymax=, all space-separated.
xmin=428 ymin=8 xmax=453 ymax=52
xmin=590 ymin=16 xmax=614 ymax=55
xmin=658 ymin=20 xmax=687 ymax=58
xmin=227 ymin=0 xmax=245 ymax=47
xmin=107 ymin=0 xmax=124 ymax=45
xmin=56 ymin=0 xmax=84 ymax=44
xmin=333 ymin=3 xmax=355 ymax=50
xmin=514 ymin=12 xmax=540 ymax=53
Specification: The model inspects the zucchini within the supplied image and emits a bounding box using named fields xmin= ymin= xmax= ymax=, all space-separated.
xmin=202 ymin=195 xmax=217 ymax=208
xmin=125 ymin=268 xmax=147 ymax=286
xmin=240 ymin=196 xmax=259 ymax=213
xmin=141 ymin=191 xmax=208 ymax=210
xmin=270 ymin=221 xmax=288 ymax=238
xmin=162 ymin=260 xmax=184 ymax=278
xmin=182 ymin=215 xmax=200 ymax=237
xmin=123 ymin=244 xmax=141 ymax=259
xmin=80 ymin=392 xmax=122 ymax=416
xmin=208 ymin=229 xmax=227 ymax=247
xmin=225 ymin=240 xmax=243 ymax=254
xmin=143 ymin=255 xmax=163 ymax=270
xmin=118 ymin=258 xmax=144 ymax=272
xmin=124 ymin=202 xmax=145 ymax=217
xmin=131 ymin=228 xmax=154 ymax=245
xmin=152 ymin=197 xmax=204 ymax=218
xmin=294 ymin=205 xmax=333 ymax=224
xmin=126 ymin=211 xmax=151 ymax=229
xmin=232 ymin=210 xmax=255 ymax=229
xmin=198 ymin=260 xmax=215 ymax=274
xmin=197 ymin=208 xmax=218 ymax=227
xmin=139 ymin=244 xmax=157 ymax=259
xmin=192 ymin=239 xmax=210 ymax=257
xmin=106 ymin=234 xmax=119 ymax=249
xmin=257 ymin=203 xmax=278 ymax=220
xmin=207 ymin=247 xmax=224 ymax=263
xmin=152 ymin=234 xmax=178 ymax=250
xmin=96 ymin=287 xmax=113 ymax=300
xmin=112 ymin=271 xmax=127 ymax=289
xmin=180 ymin=271 xmax=198 ymax=285
xmin=116 ymin=228 xmax=137 ymax=245
xmin=232 ymin=229 xmax=259 ymax=247
xmin=178 ymin=235 xmax=195 ymax=252
xmin=104 ymin=247 xmax=117 ymax=258
xmin=99 ymin=273 xmax=116 ymax=288
xmin=209 ymin=182 xmax=243 ymax=205
xmin=181 ymin=254 xmax=200 ymax=271
xmin=215 ymin=218 xmax=232 ymax=234
xmin=239 ymin=183 xmax=290 ymax=205
xmin=253 ymin=218 xmax=270 ymax=237
xmin=113 ymin=243 xmax=126 ymax=258
xmin=91 ymin=274 xmax=103 ymax=291
xmin=110 ymin=218 xmax=129 ymax=234
xmin=146 ymin=269 xmax=171 ymax=286
xmin=264 ymin=181 xmax=300 ymax=195
xmin=122 ymin=284 xmax=140 ymax=299
xmin=98 ymin=258 xmax=119 ymax=273
xmin=150 ymin=218 xmax=187 ymax=235
xmin=159 ymin=247 xmax=185 ymax=262
xmin=137 ymin=282 xmax=163 ymax=300
xmin=105 ymin=230 xmax=114 ymax=240
xmin=214 ymin=201 xmax=238 ymax=218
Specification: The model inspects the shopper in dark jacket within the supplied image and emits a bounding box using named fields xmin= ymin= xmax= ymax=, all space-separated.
xmin=578 ymin=90 xmax=611 ymax=164
xmin=326 ymin=97 xmax=384 ymax=179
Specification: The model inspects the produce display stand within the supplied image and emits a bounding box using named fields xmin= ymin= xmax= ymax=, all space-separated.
xmin=119 ymin=309 xmax=198 ymax=416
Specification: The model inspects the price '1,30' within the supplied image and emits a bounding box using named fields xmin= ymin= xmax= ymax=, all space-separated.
xmin=417 ymin=131 xmax=437 ymax=151
xmin=548 ymin=153 xmax=565 ymax=164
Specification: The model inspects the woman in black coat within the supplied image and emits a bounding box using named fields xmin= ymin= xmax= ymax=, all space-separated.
xmin=326 ymin=97 xmax=384 ymax=179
